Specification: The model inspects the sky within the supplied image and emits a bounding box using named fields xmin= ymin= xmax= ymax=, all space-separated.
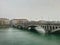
xmin=0 ymin=0 xmax=60 ymax=21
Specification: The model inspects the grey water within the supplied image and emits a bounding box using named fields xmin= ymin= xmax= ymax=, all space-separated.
xmin=0 ymin=28 xmax=60 ymax=45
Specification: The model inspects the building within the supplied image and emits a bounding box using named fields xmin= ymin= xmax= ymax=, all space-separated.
xmin=0 ymin=18 xmax=10 ymax=27
xmin=10 ymin=19 xmax=29 ymax=27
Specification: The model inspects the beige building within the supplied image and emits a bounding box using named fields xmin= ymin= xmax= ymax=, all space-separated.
xmin=0 ymin=18 xmax=10 ymax=27
xmin=10 ymin=19 xmax=29 ymax=26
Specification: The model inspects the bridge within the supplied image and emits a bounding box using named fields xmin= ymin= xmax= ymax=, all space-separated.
xmin=12 ymin=21 xmax=60 ymax=34
xmin=24 ymin=22 xmax=60 ymax=33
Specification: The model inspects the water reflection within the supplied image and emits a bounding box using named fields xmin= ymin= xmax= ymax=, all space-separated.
xmin=0 ymin=28 xmax=60 ymax=45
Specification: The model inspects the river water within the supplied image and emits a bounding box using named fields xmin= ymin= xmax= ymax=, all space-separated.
xmin=0 ymin=28 xmax=60 ymax=45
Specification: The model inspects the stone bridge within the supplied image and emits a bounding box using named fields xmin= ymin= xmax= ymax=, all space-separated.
xmin=24 ymin=22 xmax=60 ymax=33
xmin=12 ymin=21 xmax=60 ymax=33
xmin=39 ymin=24 xmax=60 ymax=33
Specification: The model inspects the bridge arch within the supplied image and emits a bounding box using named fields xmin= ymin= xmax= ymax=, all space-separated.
xmin=27 ymin=25 xmax=46 ymax=33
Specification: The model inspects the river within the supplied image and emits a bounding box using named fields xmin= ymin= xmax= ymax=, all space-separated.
xmin=0 ymin=28 xmax=60 ymax=45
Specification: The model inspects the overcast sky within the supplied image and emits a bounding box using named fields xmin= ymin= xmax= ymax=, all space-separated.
xmin=0 ymin=0 xmax=60 ymax=21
